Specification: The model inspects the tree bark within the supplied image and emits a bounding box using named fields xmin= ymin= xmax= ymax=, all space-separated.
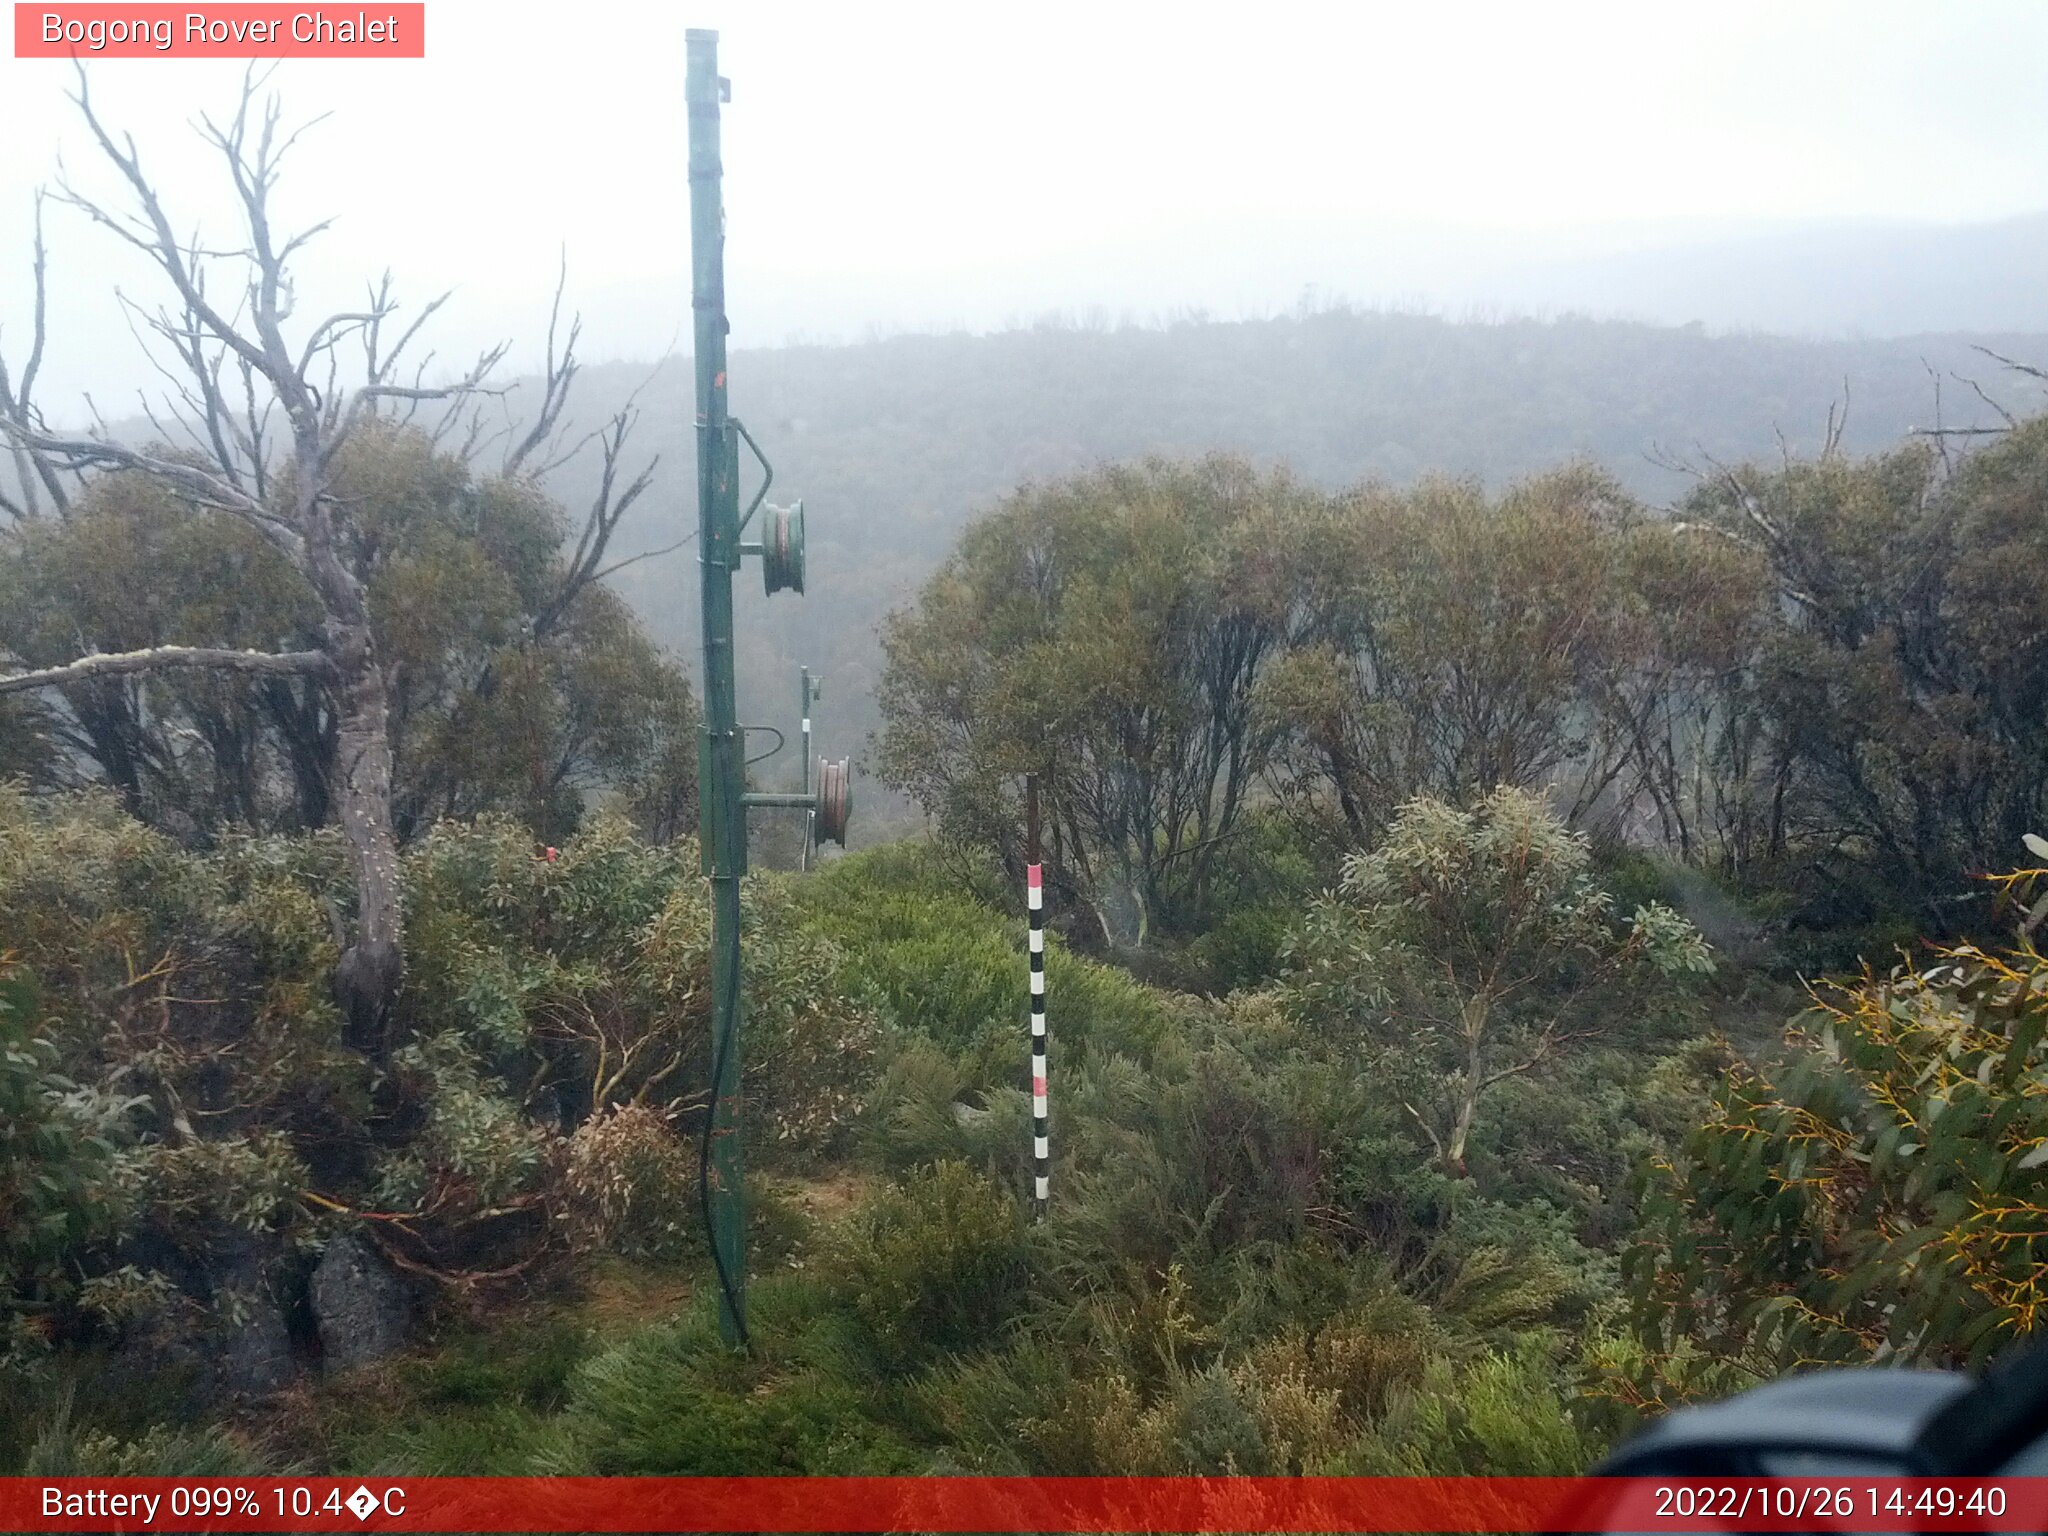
xmin=327 ymin=615 xmax=403 ymax=1057
xmin=299 ymin=392 xmax=406 ymax=1053
xmin=1443 ymin=1002 xmax=1488 ymax=1175
xmin=1444 ymin=1074 xmax=1479 ymax=1176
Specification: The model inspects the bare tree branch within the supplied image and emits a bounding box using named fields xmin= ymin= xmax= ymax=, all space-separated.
xmin=297 ymin=304 xmax=391 ymax=382
xmin=529 ymin=405 xmax=659 ymax=640
xmin=583 ymin=532 xmax=696 ymax=587
xmin=0 ymin=190 xmax=70 ymax=518
xmin=502 ymin=251 xmax=579 ymax=475
xmin=0 ymin=420 xmax=302 ymax=548
xmin=17 ymin=190 xmax=48 ymax=411
xmin=1920 ymin=358 xmax=1953 ymax=477
xmin=58 ymin=63 xmax=276 ymax=384
xmin=1955 ymin=368 xmax=2018 ymax=430
xmin=1974 ymin=344 xmax=2048 ymax=385
xmin=1822 ymin=377 xmax=1850 ymax=459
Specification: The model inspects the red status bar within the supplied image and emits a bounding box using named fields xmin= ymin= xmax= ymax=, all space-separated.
xmin=3 ymin=1475 xmax=2044 ymax=1533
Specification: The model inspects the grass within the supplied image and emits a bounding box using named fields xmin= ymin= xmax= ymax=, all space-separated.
xmin=254 ymin=1254 xmax=692 ymax=1473
xmin=257 ymin=1171 xmax=847 ymax=1474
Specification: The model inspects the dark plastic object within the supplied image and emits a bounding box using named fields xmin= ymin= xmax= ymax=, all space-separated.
xmin=1558 ymin=1347 xmax=2048 ymax=1533
xmin=1912 ymin=1342 xmax=2048 ymax=1473
xmin=1594 ymin=1368 xmax=1970 ymax=1476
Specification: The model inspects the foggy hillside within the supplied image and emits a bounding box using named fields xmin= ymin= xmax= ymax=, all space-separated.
xmin=529 ymin=306 xmax=2047 ymax=829
xmin=1466 ymin=212 xmax=2048 ymax=337
xmin=675 ymin=210 xmax=2048 ymax=348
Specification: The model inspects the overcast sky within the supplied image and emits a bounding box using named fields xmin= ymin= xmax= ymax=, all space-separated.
xmin=6 ymin=0 xmax=2048 ymax=412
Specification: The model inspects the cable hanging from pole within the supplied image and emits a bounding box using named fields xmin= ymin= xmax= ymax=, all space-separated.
xmin=698 ymin=902 xmax=750 ymax=1349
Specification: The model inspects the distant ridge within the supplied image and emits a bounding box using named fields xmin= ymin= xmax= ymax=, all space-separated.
xmin=1462 ymin=212 xmax=2048 ymax=338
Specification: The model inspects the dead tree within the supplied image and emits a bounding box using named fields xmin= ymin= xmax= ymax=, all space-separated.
xmin=0 ymin=68 xmax=653 ymax=1056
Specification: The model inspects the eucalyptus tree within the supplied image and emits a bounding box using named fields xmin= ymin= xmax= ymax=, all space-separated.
xmin=1253 ymin=466 xmax=1650 ymax=847
xmin=1678 ymin=425 xmax=2048 ymax=933
xmin=876 ymin=455 xmax=1321 ymax=948
xmin=1284 ymin=786 xmax=1712 ymax=1175
xmin=0 ymin=70 xmax=658 ymax=1054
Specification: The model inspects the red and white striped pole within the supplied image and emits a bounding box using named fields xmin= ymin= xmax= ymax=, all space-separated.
xmin=1026 ymin=775 xmax=1048 ymax=1216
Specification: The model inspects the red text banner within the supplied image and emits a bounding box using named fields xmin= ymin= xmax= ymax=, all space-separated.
xmin=14 ymin=5 xmax=425 ymax=57
xmin=2 ymin=1476 xmax=2046 ymax=1532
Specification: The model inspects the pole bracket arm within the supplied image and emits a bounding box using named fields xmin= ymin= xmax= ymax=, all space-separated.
xmin=732 ymin=417 xmax=773 ymax=534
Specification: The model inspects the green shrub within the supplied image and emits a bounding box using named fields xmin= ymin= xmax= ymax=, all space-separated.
xmin=374 ymin=1033 xmax=551 ymax=1217
xmin=862 ymin=1037 xmax=977 ymax=1173
xmin=722 ymin=878 xmax=881 ymax=1166
xmin=1156 ymin=1363 xmax=1276 ymax=1474
xmin=544 ymin=1281 xmax=922 ymax=1475
xmin=1254 ymin=1298 xmax=1438 ymax=1428
xmin=1179 ymin=904 xmax=1296 ymax=995
xmin=134 ymin=1132 xmax=307 ymax=1236
xmin=404 ymin=816 xmax=874 ymax=1166
xmin=1282 ymin=787 xmax=1710 ymax=1176
xmin=828 ymin=1161 xmax=1029 ymax=1371
xmin=804 ymin=842 xmax=1167 ymax=1088
xmin=1174 ymin=808 xmax=1328 ymax=993
xmin=415 ymin=1317 xmax=590 ymax=1411
xmin=1360 ymin=1345 xmax=1600 ymax=1474
xmin=1629 ymin=880 xmax=2048 ymax=1392
xmin=0 ymin=964 xmax=140 ymax=1368
xmin=345 ymin=1403 xmax=563 ymax=1477
xmin=558 ymin=1104 xmax=695 ymax=1259
xmin=803 ymin=845 xmax=1020 ymax=1061
xmin=20 ymin=1410 xmax=258 ymax=1477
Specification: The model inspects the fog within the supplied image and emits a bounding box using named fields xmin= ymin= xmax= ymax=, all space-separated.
xmin=6 ymin=0 xmax=2048 ymax=415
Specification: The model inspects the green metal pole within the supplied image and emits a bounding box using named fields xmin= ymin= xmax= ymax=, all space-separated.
xmin=687 ymin=27 xmax=748 ymax=1347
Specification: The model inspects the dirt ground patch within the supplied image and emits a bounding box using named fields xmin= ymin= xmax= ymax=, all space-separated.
xmin=580 ymin=1255 xmax=693 ymax=1332
xmin=777 ymin=1168 xmax=874 ymax=1225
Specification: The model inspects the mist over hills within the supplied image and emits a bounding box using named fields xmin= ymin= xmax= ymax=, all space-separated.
xmin=543 ymin=210 xmax=2048 ymax=367
xmin=524 ymin=306 xmax=2048 ymax=829
xmin=1476 ymin=213 xmax=2048 ymax=338
xmin=1316 ymin=212 xmax=2048 ymax=339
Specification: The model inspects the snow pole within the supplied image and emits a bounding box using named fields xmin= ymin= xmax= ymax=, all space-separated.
xmin=1027 ymin=775 xmax=1048 ymax=1217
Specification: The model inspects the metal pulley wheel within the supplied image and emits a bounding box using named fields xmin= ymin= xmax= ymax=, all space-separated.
xmin=761 ymin=499 xmax=805 ymax=596
xmin=814 ymin=757 xmax=851 ymax=847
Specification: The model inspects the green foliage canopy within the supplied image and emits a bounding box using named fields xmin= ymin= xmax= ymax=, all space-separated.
xmin=1285 ymin=787 xmax=1712 ymax=1173
xmin=0 ymin=424 xmax=697 ymax=845
xmin=876 ymin=456 xmax=1322 ymax=948
xmin=1682 ymin=425 xmax=2048 ymax=937
xmin=1628 ymin=863 xmax=2048 ymax=1395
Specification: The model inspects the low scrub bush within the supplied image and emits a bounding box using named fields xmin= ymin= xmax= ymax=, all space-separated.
xmin=828 ymin=1160 xmax=1030 ymax=1372
xmin=1628 ymin=866 xmax=2048 ymax=1395
xmin=557 ymin=1104 xmax=695 ymax=1260
xmin=544 ymin=1279 xmax=921 ymax=1475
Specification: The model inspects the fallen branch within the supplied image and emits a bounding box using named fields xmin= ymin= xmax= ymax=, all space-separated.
xmin=0 ymin=644 xmax=332 ymax=695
